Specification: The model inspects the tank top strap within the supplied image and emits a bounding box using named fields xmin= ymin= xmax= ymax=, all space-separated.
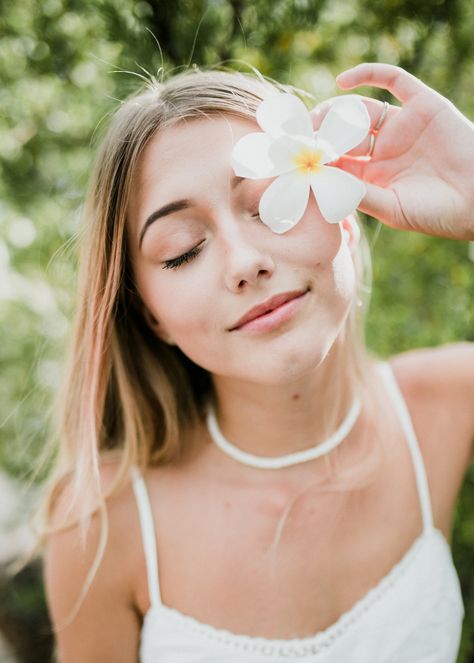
xmin=377 ymin=361 xmax=434 ymax=533
xmin=130 ymin=465 xmax=162 ymax=608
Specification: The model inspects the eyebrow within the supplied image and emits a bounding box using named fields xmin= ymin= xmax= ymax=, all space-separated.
xmin=138 ymin=175 xmax=245 ymax=250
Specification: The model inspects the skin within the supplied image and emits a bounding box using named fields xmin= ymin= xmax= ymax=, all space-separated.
xmin=44 ymin=64 xmax=474 ymax=662
xmin=128 ymin=114 xmax=359 ymax=457
xmin=314 ymin=63 xmax=474 ymax=239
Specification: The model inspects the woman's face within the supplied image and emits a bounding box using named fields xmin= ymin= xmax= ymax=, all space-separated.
xmin=127 ymin=114 xmax=356 ymax=385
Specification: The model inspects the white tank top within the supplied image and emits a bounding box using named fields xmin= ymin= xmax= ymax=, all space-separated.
xmin=130 ymin=363 xmax=465 ymax=662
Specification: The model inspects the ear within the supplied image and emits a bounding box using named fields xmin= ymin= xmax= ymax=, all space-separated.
xmin=142 ymin=307 xmax=176 ymax=346
xmin=341 ymin=214 xmax=360 ymax=247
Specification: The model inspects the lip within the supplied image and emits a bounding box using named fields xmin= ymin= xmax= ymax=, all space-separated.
xmin=229 ymin=289 xmax=309 ymax=332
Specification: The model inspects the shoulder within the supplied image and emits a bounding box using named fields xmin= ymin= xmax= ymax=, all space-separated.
xmin=388 ymin=342 xmax=474 ymax=442
xmin=388 ymin=342 xmax=474 ymax=454
xmin=43 ymin=458 xmax=143 ymax=662
xmin=389 ymin=342 xmax=474 ymax=400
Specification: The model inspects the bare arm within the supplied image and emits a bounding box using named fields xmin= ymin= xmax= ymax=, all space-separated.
xmin=43 ymin=475 xmax=141 ymax=662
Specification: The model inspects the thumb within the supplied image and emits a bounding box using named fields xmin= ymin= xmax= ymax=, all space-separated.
xmin=331 ymin=156 xmax=404 ymax=229
xmin=357 ymin=183 xmax=403 ymax=230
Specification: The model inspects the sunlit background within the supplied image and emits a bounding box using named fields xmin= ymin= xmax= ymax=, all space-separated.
xmin=1 ymin=1 xmax=473 ymax=660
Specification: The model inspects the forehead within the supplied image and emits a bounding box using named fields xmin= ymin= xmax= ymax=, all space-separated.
xmin=137 ymin=115 xmax=257 ymax=195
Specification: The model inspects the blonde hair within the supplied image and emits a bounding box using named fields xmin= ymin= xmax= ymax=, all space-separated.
xmin=18 ymin=65 xmax=381 ymax=628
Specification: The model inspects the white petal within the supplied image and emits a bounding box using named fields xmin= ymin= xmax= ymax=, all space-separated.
xmin=314 ymin=136 xmax=339 ymax=165
xmin=310 ymin=166 xmax=366 ymax=223
xmin=257 ymin=94 xmax=313 ymax=140
xmin=259 ymin=171 xmax=310 ymax=234
xmin=317 ymin=96 xmax=370 ymax=158
xmin=231 ymin=132 xmax=295 ymax=178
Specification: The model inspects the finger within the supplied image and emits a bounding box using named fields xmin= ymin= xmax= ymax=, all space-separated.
xmin=332 ymin=156 xmax=369 ymax=180
xmin=311 ymin=96 xmax=400 ymax=157
xmin=312 ymin=94 xmax=387 ymax=128
xmin=357 ymin=182 xmax=406 ymax=231
xmin=336 ymin=63 xmax=428 ymax=104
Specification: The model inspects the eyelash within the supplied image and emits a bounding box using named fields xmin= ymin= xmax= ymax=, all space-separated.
xmin=162 ymin=212 xmax=261 ymax=270
xmin=162 ymin=243 xmax=203 ymax=270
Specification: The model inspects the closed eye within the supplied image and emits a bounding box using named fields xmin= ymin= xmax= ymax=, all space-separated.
xmin=162 ymin=241 xmax=205 ymax=270
xmin=162 ymin=210 xmax=261 ymax=270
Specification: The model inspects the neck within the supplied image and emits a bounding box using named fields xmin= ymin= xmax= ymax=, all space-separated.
xmin=211 ymin=344 xmax=357 ymax=460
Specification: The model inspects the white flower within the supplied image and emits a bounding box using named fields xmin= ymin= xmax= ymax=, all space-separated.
xmin=231 ymin=93 xmax=370 ymax=233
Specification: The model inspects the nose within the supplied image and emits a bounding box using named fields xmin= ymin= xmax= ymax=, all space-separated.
xmin=222 ymin=227 xmax=275 ymax=292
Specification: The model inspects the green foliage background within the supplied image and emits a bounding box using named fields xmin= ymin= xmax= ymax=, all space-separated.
xmin=0 ymin=0 xmax=473 ymax=660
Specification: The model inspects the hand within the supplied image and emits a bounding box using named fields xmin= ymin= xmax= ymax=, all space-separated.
xmin=312 ymin=63 xmax=474 ymax=240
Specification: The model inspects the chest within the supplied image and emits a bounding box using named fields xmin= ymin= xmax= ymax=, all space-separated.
xmin=136 ymin=461 xmax=419 ymax=637
xmin=133 ymin=402 xmax=464 ymax=640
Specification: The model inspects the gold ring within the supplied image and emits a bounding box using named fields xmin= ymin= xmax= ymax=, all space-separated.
xmin=367 ymin=101 xmax=389 ymax=157
xmin=374 ymin=101 xmax=389 ymax=131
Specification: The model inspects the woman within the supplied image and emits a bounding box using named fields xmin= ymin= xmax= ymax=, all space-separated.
xmin=41 ymin=62 xmax=473 ymax=661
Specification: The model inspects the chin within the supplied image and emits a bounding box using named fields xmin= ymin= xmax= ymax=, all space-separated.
xmin=231 ymin=328 xmax=340 ymax=386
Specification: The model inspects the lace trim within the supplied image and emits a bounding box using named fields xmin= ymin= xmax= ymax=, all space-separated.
xmin=146 ymin=529 xmax=448 ymax=658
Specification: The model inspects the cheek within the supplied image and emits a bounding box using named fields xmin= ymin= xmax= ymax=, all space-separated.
xmin=153 ymin=285 xmax=212 ymax=335
xmin=293 ymin=199 xmax=342 ymax=262
xmin=138 ymin=267 xmax=220 ymax=354
xmin=293 ymin=210 xmax=353 ymax=289
xmin=331 ymin=242 xmax=357 ymax=301
xmin=291 ymin=217 xmax=356 ymax=317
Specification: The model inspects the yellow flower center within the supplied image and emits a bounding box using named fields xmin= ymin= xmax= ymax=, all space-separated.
xmin=294 ymin=148 xmax=323 ymax=174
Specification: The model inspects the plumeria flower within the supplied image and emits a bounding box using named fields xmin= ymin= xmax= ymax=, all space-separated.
xmin=231 ymin=93 xmax=370 ymax=233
